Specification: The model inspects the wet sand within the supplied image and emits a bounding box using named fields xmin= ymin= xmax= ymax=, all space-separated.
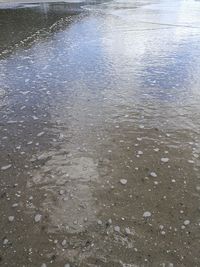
xmin=0 ymin=0 xmax=200 ymax=266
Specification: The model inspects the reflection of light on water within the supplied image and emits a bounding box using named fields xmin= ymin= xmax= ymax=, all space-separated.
xmin=94 ymin=0 xmax=200 ymax=130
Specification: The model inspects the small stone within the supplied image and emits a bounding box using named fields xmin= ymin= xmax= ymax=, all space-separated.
xmin=150 ymin=172 xmax=157 ymax=177
xmin=1 ymin=164 xmax=12 ymax=171
xmin=97 ymin=220 xmax=102 ymax=225
xmin=120 ymin=179 xmax=127 ymax=185
xmin=108 ymin=219 xmax=112 ymax=224
xmin=114 ymin=226 xmax=120 ymax=232
xmin=12 ymin=203 xmax=19 ymax=208
xmin=125 ymin=227 xmax=131 ymax=235
xmin=184 ymin=220 xmax=190 ymax=226
xmin=8 ymin=216 xmax=14 ymax=222
xmin=41 ymin=264 xmax=47 ymax=267
xmin=196 ymin=185 xmax=200 ymax=191
xmin=37 ymin=131 xmax=45 ymax=137
xmin=34 ymin=214 xmax=42 ymax=222
xmin=137 ymin=151 xmax=143 ymax=155
xmin=3 ymin=238 xmax=8 ymax=245
xmin=61 ymin=239 xmax=67 ymax=246
xmin=161 ymin=158 xmax=169 ymax=163
xmin=59 ymin=190 xmax=65 ymax=195
xmin=143 ymin=211 xmax=151 ymax=218
xmin=64 ymin=264 xmax=70 ymax=267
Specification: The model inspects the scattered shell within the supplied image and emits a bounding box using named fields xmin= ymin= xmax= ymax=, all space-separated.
xmin=12 ymin=203 xmax=19 ymax=208
xmin=184 ymin=220 xmax=190 ymax=226
xmin=114 ymin=226 xmax=120 ymax=232
xmin=61 ymin=239 xmax=67 ymax=246
xmin=3 ymin=239 xmax=8 ymax=245
xmin=196 ymin=185 xmax=200 ymax=191
xmin=125 ymin=227 xmax=131 ymax=235
xmin=8 ymin=216 xmax=15 ymax=222
xmin=120 ymin=179 xmax=127 ymax=185
xmin=34 ymin=214 xmax=42 ymax=223
xmin=1 ymin=164 xmax=12 ymax=171
xmin=108 ymin=219 xmax=112 ymax=225
xmin=161 ymin=158 xmax=169 ymax=163
xmin=97 ymin=220 xmax=102 ymax=225
xmin=37 ymin=131 xmax=45 ymax=137
xmin=59 ymin=190 xmax=65 ymax=195
xmin=150 ymin=172 xmax=157 ymax=177
xmin=143 ymin=211 xmax=152 ymax=218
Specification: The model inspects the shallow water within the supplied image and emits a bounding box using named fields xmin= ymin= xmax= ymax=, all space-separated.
xmin=0 ymin=0 xmax=200 ymax=266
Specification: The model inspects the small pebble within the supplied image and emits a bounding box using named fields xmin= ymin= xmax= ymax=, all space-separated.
xmin=61 ymin=239 xmax=67 ymax=246
xmin=59 ymin=190 xmax=65 ymax=195
xmin=37 ymin=131 xmax=45 ymax=137
xmin=150 ymin=172 xmax=157 ymax=177
xmin=184 ymin=220 xmax=190 ymax=226
xmin=161 ymin=158 xmax=169 ymax=163
xmin=196 ymin=185 xmax=200 ymax=191
xmin=12 ymin=203 xmax=19 ymax=208
xmin=120 ymin=179 xmax=127 ymax=185
xmin=108 ymin=218 xmax=112 ymax=224
xmin=125 ymin=227 xmax=131 ymax=235
xmin=143 ymin=211 xmax=151 ymax=218
xmin=3 ymin=239 xmax=8 ymax=245
xmin=1 ymin=164 xmax=12 ymax=171
xmin=8 ymin=216 xmax=15 ymax=222
xmin=34 ymin=214 xmax=42 ymax=223
xmin=97 ymin=220 xmax=102 ymax=225
xmin=114 ymin=226 xmax=120 ymax=232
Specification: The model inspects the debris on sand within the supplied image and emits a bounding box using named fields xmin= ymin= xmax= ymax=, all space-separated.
xmin=143 ymin=211 xmax=152 ymax=218
xmin=184 ymin=220 xmax=190 ymax=226
xmin=61 ymin=239 xmax=67 ymax=246
xmin=34 ymin=214 xmax=42 ymax=223
xmin=8 ymin=216 xmax=15 ymax=222
xmin=114 ymin=226 xmax=120 ymax=232
xmin=150 ymin=172 xmax=157 ymax=177
xmin=120 ymin=179 xmax=127 ymax=185
xmin=1 ymin=164 xmax=12 ymax=171
xmin=161 ymin=157 xmax=169 ymax=163
xmin=59 ymin=189 xmax=65 ymax=195
xmin=37 ymin=131 xmax=45 ymax=137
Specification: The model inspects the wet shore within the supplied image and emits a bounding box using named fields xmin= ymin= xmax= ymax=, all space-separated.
xmin=1 ymin=0 xmax=200 ymax=266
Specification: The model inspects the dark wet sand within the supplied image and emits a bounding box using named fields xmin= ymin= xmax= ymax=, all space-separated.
xmin=0 ymin=0 xmax=200 ymax=266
